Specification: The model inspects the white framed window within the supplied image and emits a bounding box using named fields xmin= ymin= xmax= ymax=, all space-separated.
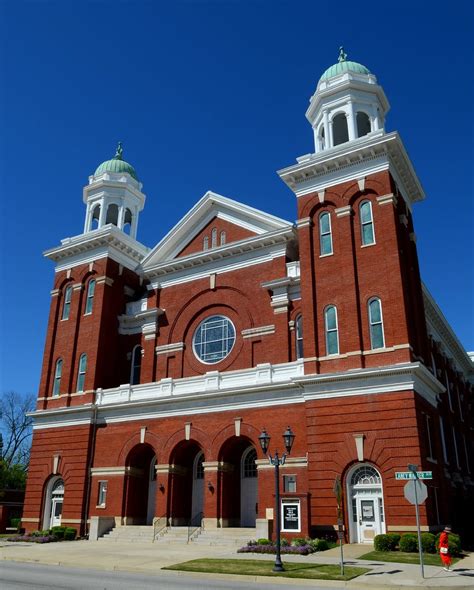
xmin=295 ymin=315 xmax=304 ymax=359
xmin=242 ymin=447 xmax=257 ymax=478
xmin=130 ymin=345 xmax=143 ymax=385
xmin=194 ymin=452 xmax=205 ymax=479
xmin=97 ymin=481 xmax=107 ymax=507
xmin=319 ymin=212 xmax=333 ymax=256
xmin=76 ymin=353 xmax=87 ymax=392
xmin=452 ymin=427 xmax=460 ymax=469
xmin=62 ymin=285 xmax=72 ymax=320
xmin=211 ymin=228 xmax=217 ymax=248
xmin=203 ymin=236 xmax=209 ymax=250
xmin=193 ymin=315 xmax=236 ymax=364
xmin=425 ymin=414 xmax=434 ymax=460
xmin=85 ymin=279 xmax=96 ymax=315
xmin=360 ymin=201 xmax=375 ymax=246
xmin=324 ymin=305 xmax=339 ymax=355
xmin=368 ymin=297 xmax=385 ymax=349
xmin=283 ymin=475 xmax=297 ymax=493
xmin=439 ymin=416 xmax=449 ymax=464
xmin=52 ymin=359 xmax=63 ymax=397
xmin=444 ymin=371 xmax=453 ymax=412
xmin=220 ymin=231 xmax=226 ymax=246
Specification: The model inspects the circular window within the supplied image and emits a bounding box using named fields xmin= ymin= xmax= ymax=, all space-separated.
xmin=193 ymin=315 xmax=236 ymax=364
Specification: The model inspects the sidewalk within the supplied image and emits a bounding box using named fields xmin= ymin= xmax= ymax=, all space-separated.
xmin=1 ymin=539 xmax=473 ymax=588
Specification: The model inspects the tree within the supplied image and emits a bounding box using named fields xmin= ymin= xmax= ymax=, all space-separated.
xmin=0 ymin=391 xmax=35 ymax=490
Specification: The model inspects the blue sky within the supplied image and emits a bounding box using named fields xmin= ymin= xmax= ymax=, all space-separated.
xmin=1 ymin=1 xmax=473 ymax=395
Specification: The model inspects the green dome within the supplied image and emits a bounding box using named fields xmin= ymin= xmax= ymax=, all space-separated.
xmin=94 ymin=142 xmax=138 ymax=181
xmin=320 ymin=48 xmax=371 ymax=81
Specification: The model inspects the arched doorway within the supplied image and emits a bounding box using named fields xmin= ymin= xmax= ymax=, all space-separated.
xmin=124 ymin=444 xmax=156 ymax=525
xmin=43 ymin=476 xmax=64 ymax=529
xmin=219 ymin=437 xmax=258 ymax=527
xmin=169 ymin=441 xmax=204 ymax=526
xmin=346 ymin=463 xmax=386 ymax=543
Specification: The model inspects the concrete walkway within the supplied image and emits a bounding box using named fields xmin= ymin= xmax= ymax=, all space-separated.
xmin=0 ymin=539 xmax=473 ymax=588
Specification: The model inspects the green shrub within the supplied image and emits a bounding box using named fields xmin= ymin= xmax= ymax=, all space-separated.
xmin=51 ymin=526 xmax=67 ymax=540
xmin=10 ymin=518 xmax=21 ymax=530
xmin=31 ymin=530 xmax=52 ymax=538
xmin=399 ymin=533 xmax=418 ymax=553
xmin=387 ymin=533 xmax=401 ymax=549
xmin=257 ymin=538 xmax=271 ymax=545
xmin=309 ymin=538 xmax=329 ymax=551
xmin=291 ymin=537 xmax=308 ymax=547
xmin=435 ymin=532 xmax=461 ymax=556
xmin=421 ymin=532 xmax=436 ymax=554
xmin=64 ymin=527 xmax=77 ymax=541
xmin=280 ymin=538 xmax=289 ymax=547
xmin=374 ymin=534 xmax=392 ymax=552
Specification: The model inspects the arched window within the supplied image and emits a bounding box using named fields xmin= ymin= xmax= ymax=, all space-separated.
xmin=350 ymin=464 xmax=381 ymax=486
xmin=106 ymin=203 xmax=119 ymax=225
xmin=333 ymin=113 xmax=349 ymax=146
xmin=85 ymin=279 xmax=96 ymax=315
xmin=43 ymin=476 xmax=65 ymax=530
xmin=360 ymin=201 xmax=375 ymax=245
xmin=130 ymin=345 xmax=143 ymax=385
xmin=203 ymin=236 xmax=209 ymax=250
xmin=242 ymin=447 xmax=257 ymax=478
xmin=123 ymin=208 xmax=132 ymax=235
xmin=295 ymin=315 xmax=304 ymax=359
xmin=91 ymin=204 xmax=101 ymax=230
xmin=325 ymin=305 xmax=339 ymax=355
xmin=52 ymin=359 xmax=63 ymax=397
xmin=368 ymin=298 xmax=385 ymax=349
xmin=195 ymin=452 xmax=205 ymax=479
xmin=76 ymin=353 xmax=87 ymax=392
xmin=220 ymin=231 xmax=226 ymax=246
xmin=62 ymin=285 xmax=72 ymax=320
xmin=211 ymin=228 xmax=217 ymax=248
xmin=356 ymin=112 xmax=371 ymax=137
xmin=319 ymin=212 xmax=333 ymax=255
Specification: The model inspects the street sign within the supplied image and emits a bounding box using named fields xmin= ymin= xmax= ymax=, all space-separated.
xmin=395 ymin=471 xmax=432 ymax=480
xmin=404 ymin=480 xmax=428 ymax=505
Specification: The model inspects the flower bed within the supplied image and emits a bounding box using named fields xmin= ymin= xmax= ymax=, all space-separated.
xmin=238 ymin=544 xmax=313 ymax=555
xmin=238 ymin=537 xmax=331 ymax=555
xmin=7 ymin=534 xmax=57 ymax=543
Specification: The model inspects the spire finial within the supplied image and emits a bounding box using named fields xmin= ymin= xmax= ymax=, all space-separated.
xmin=338 ymin=46 xmax=347 ymax=63
xmin=114 ymin=141 xmax=123 ymax=160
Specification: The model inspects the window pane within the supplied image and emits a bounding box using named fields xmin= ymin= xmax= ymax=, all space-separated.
xmin=371 ymin=324 xmax=384 ymax=349
xmin=362 ymin=223 xmax=374 ymax=245
xmin=320 ymin=213 xmax=330 ymax=234
xmin=325 ymin=306 xmax=336 ymax=330
xmin=327 ymin=331 xmax=339 ymax=355
xmin=369 ymin=299 xmax=381 ymax=323
xmin=77 ymin=373 xmax=85 ymax=392
xmin=193 ymin=315 xmax=235 ymax=363
xmin=360 ymin=202 xmax=372 ymax=223
xmin=321 ymin=234 xmax=332 ymax=255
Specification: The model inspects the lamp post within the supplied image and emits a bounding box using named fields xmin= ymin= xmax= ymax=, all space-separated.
xmin=258 ymin=426 xmax=295 ymax=572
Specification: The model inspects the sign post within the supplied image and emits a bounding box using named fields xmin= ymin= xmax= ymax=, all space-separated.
xmin=407 ymin=464 xmax=425 ymax=579
xmin=333 ymin=476 xmax=344 ymax=576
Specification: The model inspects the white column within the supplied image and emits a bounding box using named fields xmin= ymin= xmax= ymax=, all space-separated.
xmin=323 ymin=110 xmax=329 ymax=150
xmin=328 ymin=116 xmax=334 ymax=148
xmin=131 ymin=209 xmax=139 ymax=240
xmin=347 ymin=102 xmax=357 ymax=141
xmin=84 ymin=205 xmax=92 ymax=233
xmin=117 ymin=205 xmax=125 ymax=230
xmin=98 ymin=199 xmax=107 ymax=227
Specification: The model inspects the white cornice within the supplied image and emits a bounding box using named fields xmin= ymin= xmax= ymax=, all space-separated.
xmin=118 ymin=308 xmax=163 ymax=336
xmin=422 ymin=283 xmax=473 ymax=375
xmin=145 ymin=227 xmax=295 ymax=287
xmin=44 ymin=225 xmax=149 ymax=273
xmin=277 ymin=131 xmax=425 ymax=209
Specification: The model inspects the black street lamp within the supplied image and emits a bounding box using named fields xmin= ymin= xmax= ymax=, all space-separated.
xmin=258 ymin=425 xmax=295 ymax=572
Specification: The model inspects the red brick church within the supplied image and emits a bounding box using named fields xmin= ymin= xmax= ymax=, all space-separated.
xmin=22 ymin=50 xmax=473 ymax=544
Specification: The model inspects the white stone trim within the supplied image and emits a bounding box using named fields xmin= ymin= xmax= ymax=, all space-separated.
xmin=335 ymin=205 xmax=352 ymax=218
xmin=256 ymin=456 xmax=308 ymax=470
xmin=90 ymin=467 xmax=128 ymax=476
xmin=155 ymin=342 xmax=185 ymax=355
xmin=241 ymin=325 xmax=275 ymax=339
xmin=376 ymin=193 xmax=397 ymax=206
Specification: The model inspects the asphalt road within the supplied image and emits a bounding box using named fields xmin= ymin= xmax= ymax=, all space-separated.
xmin=0 ymin=561 xmax=336 ymax=590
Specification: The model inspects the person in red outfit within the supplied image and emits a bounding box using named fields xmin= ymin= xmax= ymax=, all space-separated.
xmin=438 ymin=526 xmax=453 ymax=571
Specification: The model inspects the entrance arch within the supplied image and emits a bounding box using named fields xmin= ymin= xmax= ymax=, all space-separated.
xmin=42 ymin=476 xmax=64 ymax=529
xmin=124 ymin=443 xmax=156 ymax=525
xmin=346 ymin=463 xmax=386 ymax=543
xmin=169 ymin=441 xmax=204 ymax=526
xmin=219 ymin=437 xmax=258 ymax=527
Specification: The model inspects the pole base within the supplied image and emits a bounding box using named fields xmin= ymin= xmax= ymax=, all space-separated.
xmin=273 ymin=561 xmax=285 ymax=572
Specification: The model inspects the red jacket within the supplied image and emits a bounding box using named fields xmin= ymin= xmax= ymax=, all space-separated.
xmin=438 ymin=532 xmax=449 ymax=550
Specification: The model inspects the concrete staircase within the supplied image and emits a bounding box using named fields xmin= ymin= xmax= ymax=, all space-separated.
xmin=192 ymin=527 xmax=255 ymax=547
xmin=154 ymin=526 xmax=190 ymax=543
xmin=99 ymin=525 xmax=155 ymax=543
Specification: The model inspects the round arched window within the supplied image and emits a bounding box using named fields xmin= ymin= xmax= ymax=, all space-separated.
xmin=193 ymin=315 xmax=236 ymax=364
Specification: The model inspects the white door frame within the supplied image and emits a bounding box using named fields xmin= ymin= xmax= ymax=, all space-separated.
xmin=240 ymin=446 xmax=258 ymax=527
xmin=43 ymin=477 xmax=64 ymax=530
xmin=346 ymin=464 xmax=385 ymax=543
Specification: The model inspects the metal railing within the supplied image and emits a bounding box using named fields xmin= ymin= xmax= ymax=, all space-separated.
xmin=152 ymin=516 xmax=168 ymax=542
xmin=187 ymin=511 xmax=203 ymax=543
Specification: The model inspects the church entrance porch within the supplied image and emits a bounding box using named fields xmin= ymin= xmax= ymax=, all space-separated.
xmin=123 ymin=444 xmax=156 ymax=525
xmin=218 ymin=437 xmax=258 ymax=528
xmin=169 ymin=441 xmax=204 ymax=526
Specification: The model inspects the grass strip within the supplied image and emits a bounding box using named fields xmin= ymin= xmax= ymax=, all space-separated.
xmin=164 ymin=558 xmax=369 ymax=580
xmin=359 ymin=551 xmax=462 ymax=567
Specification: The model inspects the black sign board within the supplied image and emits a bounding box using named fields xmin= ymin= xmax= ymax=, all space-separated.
xmin=282 ymin=501 xmax=300 ymax=531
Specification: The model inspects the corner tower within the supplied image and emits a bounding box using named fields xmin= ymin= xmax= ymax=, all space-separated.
xmin=83 ymin=142 xmax=145 ymax=240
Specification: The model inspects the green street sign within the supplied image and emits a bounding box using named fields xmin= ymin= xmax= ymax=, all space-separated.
xmin=395 ymin=471 xmax=432 ymax=480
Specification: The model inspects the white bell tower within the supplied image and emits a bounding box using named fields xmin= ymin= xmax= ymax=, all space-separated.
xmin=83 ymin=142 xmax=146 ymax=240
xmin=306 ymin=48 xmax=390 ymax=153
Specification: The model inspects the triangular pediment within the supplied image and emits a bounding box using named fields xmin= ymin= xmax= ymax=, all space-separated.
xmin=141 ymin=191 xmax=292 ymax=268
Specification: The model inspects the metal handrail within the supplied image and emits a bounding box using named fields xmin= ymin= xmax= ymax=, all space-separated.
xmin=187 ymin=511 xmax=203 ymax=543
xmin=152 ymin=515 xmax=168 ymax=542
